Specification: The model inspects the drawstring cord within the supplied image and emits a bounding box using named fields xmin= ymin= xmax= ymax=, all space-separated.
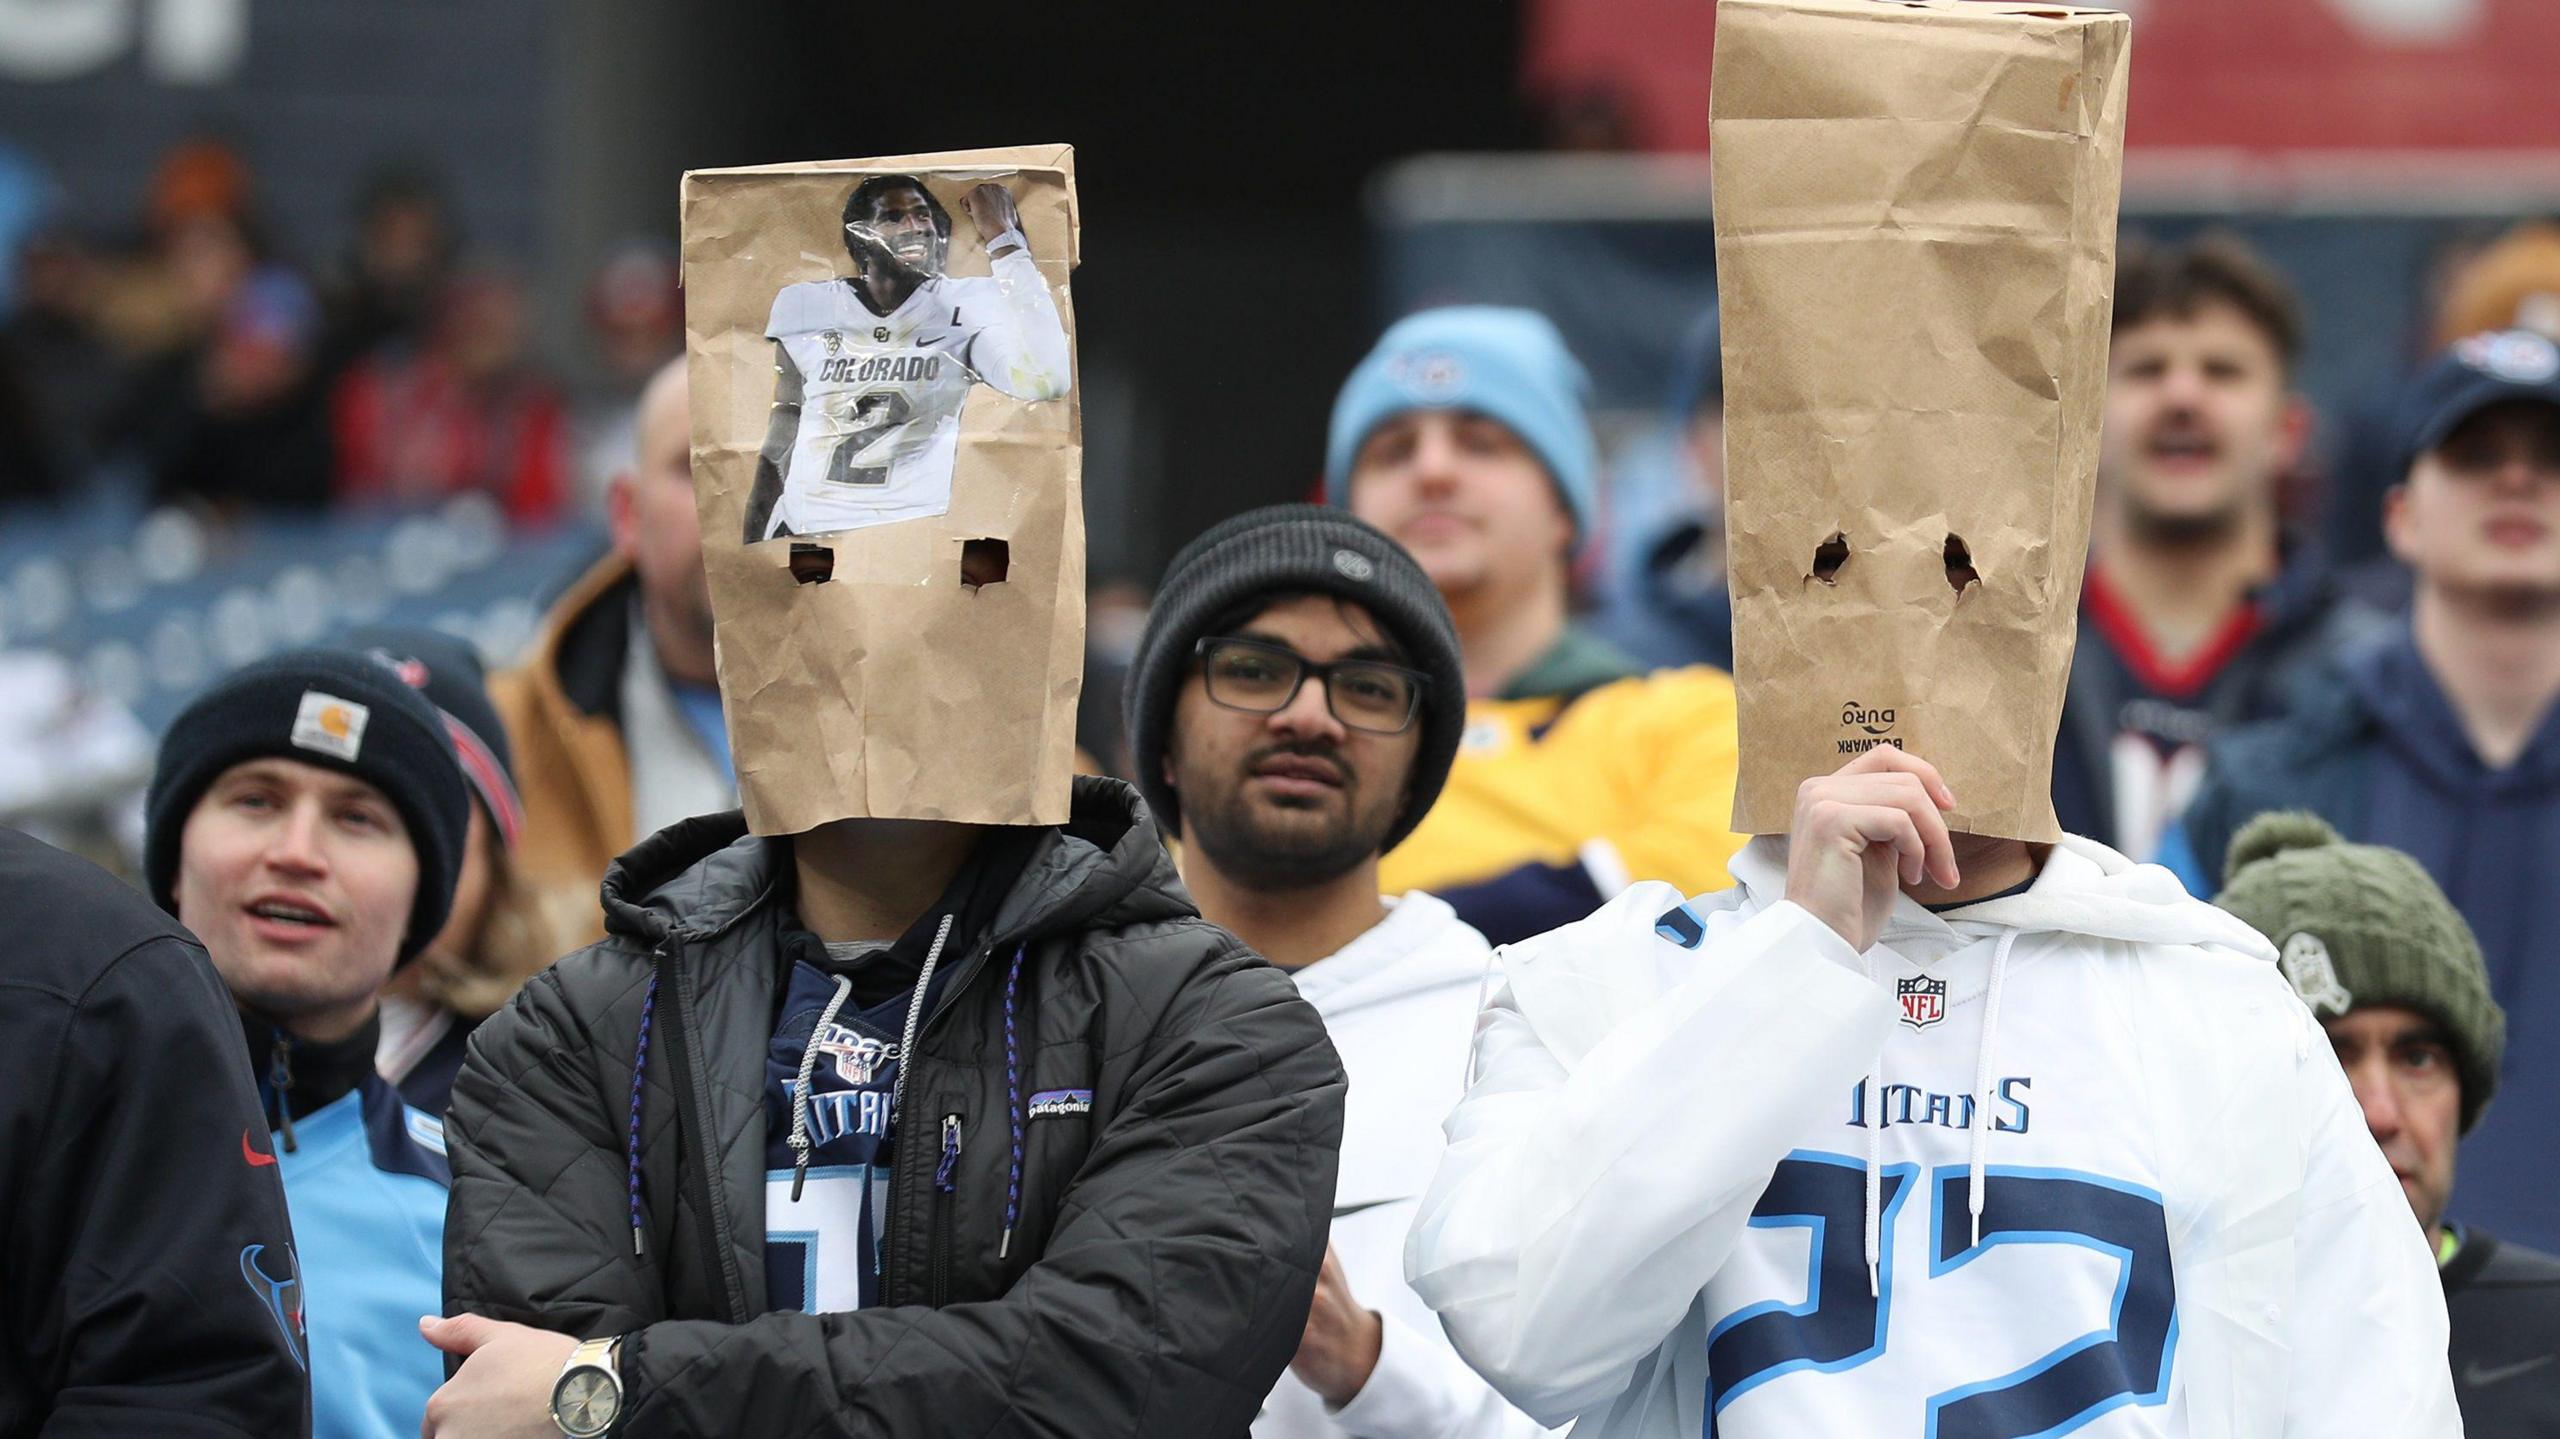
xmin=627 ymin=962 xmax=661 ymax=1256
xmin=267 ymin=1035 xmax=299 ymax=1154
xmin=999 ymin=943 xmax=1027 ymax=1260
xmin=1860 ymin=951 xmax=1884 ymax=1299
xmin=788 ymin=973 xmax=859 ymax=1202
xmin=889 ymin=914 xmax=958 ymax=1137
xmin=1967 ymin=928 xmax=2019 ymax=1249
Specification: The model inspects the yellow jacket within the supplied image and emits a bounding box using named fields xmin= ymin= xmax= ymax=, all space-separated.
xmin=1379 ymin=662 xmax=1745 ymax=943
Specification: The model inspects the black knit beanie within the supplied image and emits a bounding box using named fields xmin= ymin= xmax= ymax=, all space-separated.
xmin=345 ymin=625 xmax=525 ymax=850
xmin=1123 ymin=504 xmax=1464 ymax=850
xmin=2214 ymin=811 xmax=2506 ymax=1134
xmin=145 ymin=647 xmax=471 ymax=966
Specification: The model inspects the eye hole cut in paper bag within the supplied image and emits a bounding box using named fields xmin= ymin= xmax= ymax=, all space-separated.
xmin=681 ymin=145 xmax=1083 ymax=835
xmin=1712 ymin=0 xmax=2129 ymax=842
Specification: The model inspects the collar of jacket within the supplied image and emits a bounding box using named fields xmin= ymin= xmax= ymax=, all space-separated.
xmin=530 ymin=550 xmax=640 ymax=724
xmin=1498 ymin=624 xmax=1646 ymax=704
xmin=596 ymin=776 xmax=1198 ymax=958
xmin=241 ymin=1007 xmax=383 ymax=1123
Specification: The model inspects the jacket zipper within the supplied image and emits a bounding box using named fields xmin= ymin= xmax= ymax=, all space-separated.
xmin=660 ymin=935 xmax=752 ymax=1322
xmin=929 ymin=1114 xmax=963 ymax=1307
xmin=267 ymin=1035 xmax=298 ymax=1153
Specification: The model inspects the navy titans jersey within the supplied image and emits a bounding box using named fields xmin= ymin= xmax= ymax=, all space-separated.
xmin=763 ymin=958 xmax=909 ymax=1313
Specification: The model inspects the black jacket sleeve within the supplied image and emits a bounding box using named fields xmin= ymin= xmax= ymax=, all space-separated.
xmin=615 ymin=947 xmax=1347 ymax=1438
xmin=8 ymin=935 xmax=309 ymax=1438
xmin=443 ymin=963 xmax=665 ymax=1342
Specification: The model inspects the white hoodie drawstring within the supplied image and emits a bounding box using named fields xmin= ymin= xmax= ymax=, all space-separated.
xmin=1861 ymin=949 xmax=1885 ymax=1299
xmin=788 ymin=973 xmax=857 ymax=1201
xmin=1966 ymin=928 xmax=2020 ymax=1249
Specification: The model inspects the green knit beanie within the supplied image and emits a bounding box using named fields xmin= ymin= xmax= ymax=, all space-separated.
xmin=2213 ymin=812 xmax=2505 ymax=1134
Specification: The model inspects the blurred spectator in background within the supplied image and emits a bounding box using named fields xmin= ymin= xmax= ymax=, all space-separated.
xmin=2187 ymin=329 xmax=2560 ymax=1254
xmin=318 ymin=161 xmax=455 ymax=382
xmin=146 ymin=647 xmax=469 ymax=1439
xmin=0 ymin=224 xmax=126 ymax=496
xmin=351 ymin=626 xmax=554 ymax=1118
xmin=1596 ymin=305 xmax=1731 ymax=671
xmin=494 ymin=357 xmax=727 ymax=948
xmin=119 ymin=192 xmax=332 ymax=513
xmin=332 ymin=262 xmax=570 ymax=523
xmin=2215 ymin=813 xmax=2560 ymax=1435
xmin=1330 ymin=306 xmax=1745 ymax=945
xmin=571 ymin=240 xmax=682 ymax=517
xmin=2055 ymin=233 xmax=2380 ymax=883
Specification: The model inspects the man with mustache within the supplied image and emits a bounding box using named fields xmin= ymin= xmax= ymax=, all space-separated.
xmin=1330 ymin=306 xmax=1747 ymax=945
xmin=2188 ymin=327 xmax=2560 ymax=1255
xmin=1122 ymin=505 xmax=1555 ymax=1438
xmin=2214 ymin=812 xmax=2560 ymax=1435
xmin=2055 ymin=234 xmax=2381 ymax=878
xmin=145 ymin=647 xmax=473 ymax=1439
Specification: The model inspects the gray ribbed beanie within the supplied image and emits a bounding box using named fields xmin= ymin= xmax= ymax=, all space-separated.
xmin=1123 ymin=504 xmax=1463 ymax=850
xmin=2214 ymin=811 xmax=2506 ymax=1134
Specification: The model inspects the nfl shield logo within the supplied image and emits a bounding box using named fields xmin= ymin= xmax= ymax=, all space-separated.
xmin=815 ymin=1025 xmax=895 ymax=1085
xmin=1897 ymin=974 xmax=1947 ymax=1031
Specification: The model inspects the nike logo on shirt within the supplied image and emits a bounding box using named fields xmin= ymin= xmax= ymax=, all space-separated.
xmin=2462 ymin=1353 xmax=2557 ymax=1388
xmin=243 ymin=1130 xmax=276 ymax=1167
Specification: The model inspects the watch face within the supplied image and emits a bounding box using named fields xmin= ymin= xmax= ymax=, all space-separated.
xmin=553 ymin=1368 xmax=619 ymax=1438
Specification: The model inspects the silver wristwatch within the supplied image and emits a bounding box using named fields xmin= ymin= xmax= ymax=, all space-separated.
xmin=550 ymin=1335 xmax=624 ymax=1438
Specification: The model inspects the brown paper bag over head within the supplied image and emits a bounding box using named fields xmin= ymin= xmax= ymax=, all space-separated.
xmin=1711 ymin=0 xmax=2129 ymax=842
xmin=680 ymin=145 xmax=1083 ymax=835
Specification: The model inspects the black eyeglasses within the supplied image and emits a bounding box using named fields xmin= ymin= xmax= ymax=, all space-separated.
xmin=1193 ymin=637 xmax=1430 ymax=735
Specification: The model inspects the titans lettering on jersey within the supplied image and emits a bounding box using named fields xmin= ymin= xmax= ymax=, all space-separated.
xmin=763 ymin=960 xmax=909 ymax=1314
xmin=1846 ymin=1075 xmax=2034 ymax=1133
xmin=761 ymin=249 xmax=1070 ymax=541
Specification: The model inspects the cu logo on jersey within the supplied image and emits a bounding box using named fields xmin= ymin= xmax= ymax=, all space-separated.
xmin=1897 ymin=974 xmax=1947 ymax=1030
xmin=820 ymin=330 xmax=841 ymax=356
xmin=816 ymin=1026 xmax=896 ymax=1086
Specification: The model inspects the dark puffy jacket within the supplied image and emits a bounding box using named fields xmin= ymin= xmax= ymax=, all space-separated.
xmin=443 ymin=778 xmax=1346 ymax=1437
xmin=0 ymin=826 xmax=307 ymax=1438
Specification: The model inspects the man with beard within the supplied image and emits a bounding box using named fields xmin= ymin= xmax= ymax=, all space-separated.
xmin=1123 ymin=504 xmax=1554 ymax=1439
xmin=2188 ymin=328 xmax=2560 ymax=1253
xmin=742 ymin=173 xmax=1071 ymax=542
xmin=494 ymin=358 xmax=733 ymax=947
xmin=2054 ymin=234 xmax=2380 ymax=879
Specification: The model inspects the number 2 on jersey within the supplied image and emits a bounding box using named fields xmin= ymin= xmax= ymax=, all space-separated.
xmin=1707 ymin=1151 xmax=2175 ymax=1438
xmin=824 ymin=391 xmax=917 ymax=488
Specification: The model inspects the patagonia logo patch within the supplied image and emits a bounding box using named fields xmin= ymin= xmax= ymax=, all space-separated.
xmin=1027 ymin=1089 xmax=1093 ymax=1120
xmin=289 ymin=690 xmax=369 ymax=762
xmin=1653 ymin=903 xmax=1706 ymax=949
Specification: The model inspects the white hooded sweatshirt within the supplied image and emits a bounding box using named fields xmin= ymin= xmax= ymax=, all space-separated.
xmin=1405 ymin=836 xmax=2460 ymax=1438
xmin=1260 ymin=891 xmax=1562 ymax=1439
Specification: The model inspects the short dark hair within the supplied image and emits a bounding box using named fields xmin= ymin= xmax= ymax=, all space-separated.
xmin=2112 ymin=231 xmax=2305 ymax=377
xmin=843 ymin=175 xmax=950 ymax=239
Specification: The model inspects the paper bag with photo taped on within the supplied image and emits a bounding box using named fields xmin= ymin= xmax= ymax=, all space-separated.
xmin=1712 ymin=0 xmax=2129 ymax=841
xmin=682 ymin=144 xmax=1083 ymax=835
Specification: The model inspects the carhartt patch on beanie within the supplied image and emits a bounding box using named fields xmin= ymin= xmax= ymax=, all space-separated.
xmin=2213 ymin=812 xmax=2505 ymax=1133
xmin=1123 ymin=504 xmax=1463 ymax=851
xmin=1324 ymin=306 xmax=1597 ymax=538
xmin=145 ymin=647 xmax=471 ymax=966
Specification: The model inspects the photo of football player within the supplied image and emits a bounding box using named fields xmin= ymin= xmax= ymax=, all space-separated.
xmin=742 ymin=173 xmax=1072 ymax=544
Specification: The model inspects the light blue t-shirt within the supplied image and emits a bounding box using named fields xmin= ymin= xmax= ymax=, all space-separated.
xmin=274 ymin=1077 xmax=448 ymax=1439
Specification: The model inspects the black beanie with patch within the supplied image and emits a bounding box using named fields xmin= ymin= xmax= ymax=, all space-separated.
xmin=144 ymin=647 xmax=471 ymax=965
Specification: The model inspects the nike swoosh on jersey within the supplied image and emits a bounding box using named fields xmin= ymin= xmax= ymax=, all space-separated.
xmin=1332 ymin=1196 xmax=1414 ymax=1220
xmin=2462 ymin=1353 xmax=2558 ymax=1388
xmin=242 ymin=1130 xmax=276 ymax=1167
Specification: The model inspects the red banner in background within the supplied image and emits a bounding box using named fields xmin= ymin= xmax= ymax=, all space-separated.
xmin=1529 ymin=0 xmax=2560 ymax=154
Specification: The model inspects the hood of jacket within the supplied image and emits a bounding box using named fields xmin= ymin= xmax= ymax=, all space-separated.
xmin=1287 ymin=889 xmax=1494 ymax=1020
xmin=594 ymin=775 xmax=1199 ymax=954
xmin=1726 ymin=832 xmax=2277 ymax=962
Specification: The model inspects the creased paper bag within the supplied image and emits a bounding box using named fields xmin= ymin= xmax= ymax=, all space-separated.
xmin=681 ymin=144 xmax=1083 ymax=835
xmin=1712 ymin=0 xmax=2129 ymax=841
